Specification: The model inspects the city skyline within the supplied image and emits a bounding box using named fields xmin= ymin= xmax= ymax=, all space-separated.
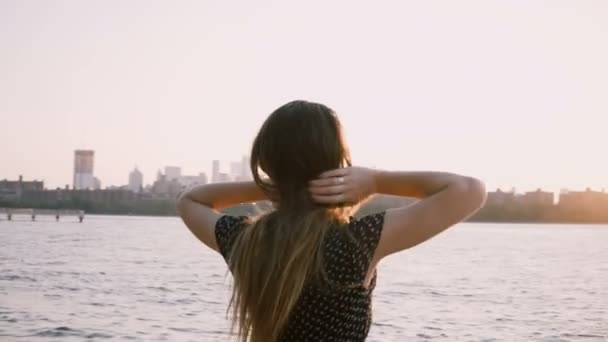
xmin=134 ymin=156 xmax=252 ymax=189
xmin=0 ymin=156 xmax=253 ymax=190
xmin=3 ymin=173 xmax=608 ymax=224
xmin=1 ymin=2 xmax=607 ymax=192
xmin=1 ymin=149 xmax=607 ymax=194
xmin=3 ymin=150 xmax=608 ymax=222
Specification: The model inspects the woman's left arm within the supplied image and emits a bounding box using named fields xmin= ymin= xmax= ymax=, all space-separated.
xmin=176 ymin=182 xmax=267 ymax=251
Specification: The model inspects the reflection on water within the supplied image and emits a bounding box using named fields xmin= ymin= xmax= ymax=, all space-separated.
xmin=1 ymin=216 xmax=607 ymax=341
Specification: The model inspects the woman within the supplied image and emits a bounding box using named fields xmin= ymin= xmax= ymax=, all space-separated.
xmin=177 ymin=100 xmax=486 ymax=342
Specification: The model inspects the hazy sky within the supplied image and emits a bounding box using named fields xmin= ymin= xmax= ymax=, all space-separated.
xmin=1 ymin=0 xmax=607 ymax=192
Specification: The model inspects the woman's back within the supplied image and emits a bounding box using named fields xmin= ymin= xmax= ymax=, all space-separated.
xmin=176 ymin=100 xmax=486 ymax=341
xmin=215 ymin=212 xmax=386 ymax=342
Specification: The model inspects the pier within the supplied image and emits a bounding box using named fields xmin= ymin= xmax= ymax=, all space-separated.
xmin=0 ymin=208 xmax=85 ymax=222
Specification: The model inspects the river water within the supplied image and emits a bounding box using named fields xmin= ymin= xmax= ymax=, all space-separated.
xmin=1 ymin=215 xmax=606 ymax=341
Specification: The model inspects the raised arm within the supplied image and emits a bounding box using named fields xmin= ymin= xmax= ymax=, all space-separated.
xmin=308 ymin=167 xmax=486 ymax=261
xmin=176 ymin=181 xmax=267 ymax=251
xmin=372 ymin=170 xmax=486 ymax=258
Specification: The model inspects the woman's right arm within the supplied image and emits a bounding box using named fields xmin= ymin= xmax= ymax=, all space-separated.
xmin=308 ymin=168 xmax=487 ymax=260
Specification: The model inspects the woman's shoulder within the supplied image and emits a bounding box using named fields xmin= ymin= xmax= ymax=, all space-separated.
xmin=348 ymin=211 xmax=386 ymax=236
xmin=214 ymin=215 xmax=250 ymax=259
xmin=343 ymin=211 xmax=386 ymax=256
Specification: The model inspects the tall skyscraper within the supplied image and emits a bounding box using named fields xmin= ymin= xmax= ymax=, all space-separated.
xmin=128 ymin=167 xmax=143 ymax=192
xmin=212 ymin=160 xmax=220 ymax=183
xmin=73 ymin=150 xmax=96 ymax=190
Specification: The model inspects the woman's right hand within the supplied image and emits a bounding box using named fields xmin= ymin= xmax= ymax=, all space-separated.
xmin=308 ymin=167 xmax=378 ymax=205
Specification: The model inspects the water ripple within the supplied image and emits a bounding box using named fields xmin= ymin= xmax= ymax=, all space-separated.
xmin=1 ymin=217 xmax=607 ymax=341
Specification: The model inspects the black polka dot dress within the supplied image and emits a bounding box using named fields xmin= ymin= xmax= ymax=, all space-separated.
xmin=215 ymin=212 xmax=386 ymax=342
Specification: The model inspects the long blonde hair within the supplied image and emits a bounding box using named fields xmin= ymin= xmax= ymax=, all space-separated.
xmin=226 ymin=100 xmax=354 ymax=341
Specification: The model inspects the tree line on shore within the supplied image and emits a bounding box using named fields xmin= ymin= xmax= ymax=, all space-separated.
xmin=1 ymin=193 xmax=607 ymax=224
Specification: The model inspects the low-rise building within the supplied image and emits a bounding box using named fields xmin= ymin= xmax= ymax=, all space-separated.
xmin=0 ymin=175 xmax=44 ymax=201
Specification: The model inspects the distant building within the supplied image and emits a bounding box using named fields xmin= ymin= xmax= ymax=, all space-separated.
xmin=154 ymin=166 xmax=208 ymax=189
xmin=217 ymin=172 xmax=231 ymax=183
xmin=106 ymin=185 xmax=128 ymax=190
xmin=241 ymin=155 xmax=252 ymax=180
xmin=228 ymin=156 xmax=252 ymax=181
xmin=230 ymin=162 xmax=241 ymax=180
xmin=164 ymin=166 xmax=181 ymax=182
xmin=128 ymin=167 xmax=143 ymax=192
xmin=93 ymin=177 xmax=101 ymax=190
xmin=521 ymin=189 xmax=554 ymax=207
xmin=151 ymin=174 xmax=182 ymax=197
xmin=559 ymin=188 xmax=608 ymax=208
xmin=179 ymin=173 xmax=208 ymax=188
xmin=558 ymin=188 xmax=608 ymax=222
xmin=212 ymin=160 xmax=220 ymax=183
xmin=486 ymin=189 xmax=518 ymax=207
xmin=211 ymin=157 xmax=251 ymax=183
xmin=151 ymin=167 xmax=208 ymax=196
xmin=73 ymin=150 xmax=97 ymax=190
xmin=0 ymin=175 xmax=44 ymax=200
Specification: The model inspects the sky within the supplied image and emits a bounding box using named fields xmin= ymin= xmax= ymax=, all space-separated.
xmin=1 ymin=0 xmax=607 ymax=193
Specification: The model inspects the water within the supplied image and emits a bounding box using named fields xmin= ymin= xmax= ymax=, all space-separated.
xmin=1 ymin=215 xmax=607 ymax=341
